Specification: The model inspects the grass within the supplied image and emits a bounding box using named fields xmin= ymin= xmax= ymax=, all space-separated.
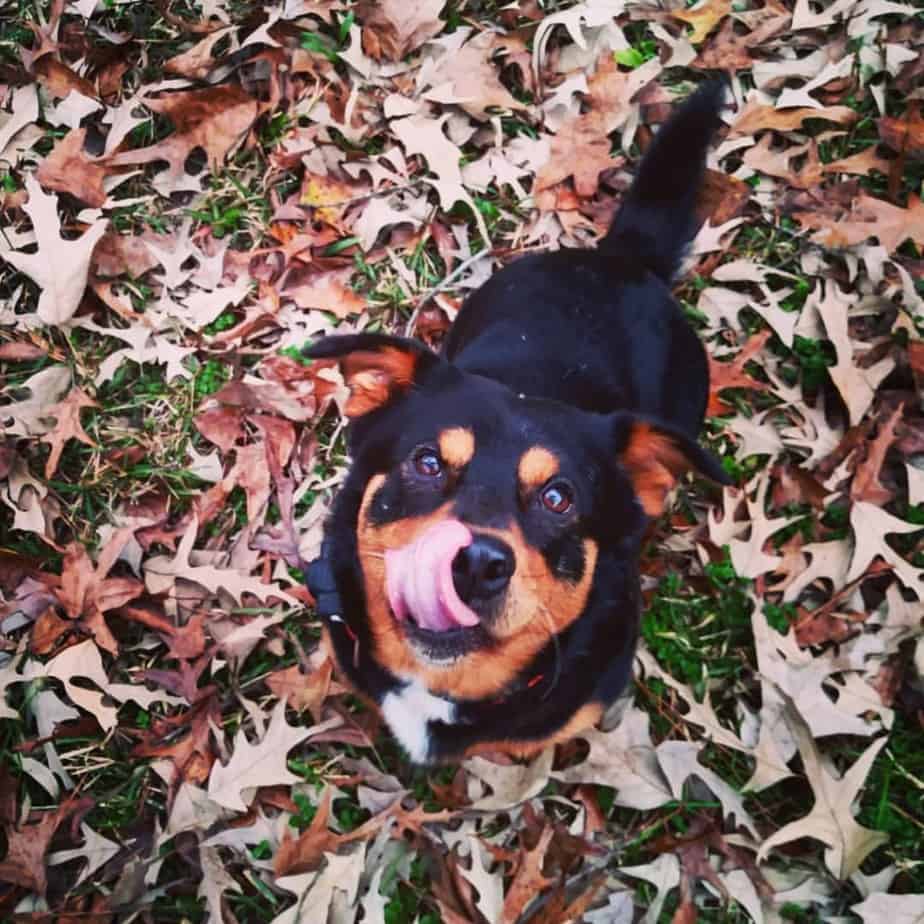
xmin=1 ymin=1 xmax=923 ymax=921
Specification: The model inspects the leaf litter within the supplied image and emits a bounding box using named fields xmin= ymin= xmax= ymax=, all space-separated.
xmin=1 ymin=0 xmax=923 ymax=921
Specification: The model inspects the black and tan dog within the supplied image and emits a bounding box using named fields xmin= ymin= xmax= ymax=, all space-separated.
xmin=306 ymin=82 xmax=730 ymax=763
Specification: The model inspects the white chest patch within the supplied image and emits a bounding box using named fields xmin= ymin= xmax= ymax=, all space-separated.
xmin=381 ymin=678 xmax=457 ymax=764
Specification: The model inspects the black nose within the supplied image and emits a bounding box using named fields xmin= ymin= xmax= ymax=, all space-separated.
xmin=452 ymin=535 xmax=515 ymax=604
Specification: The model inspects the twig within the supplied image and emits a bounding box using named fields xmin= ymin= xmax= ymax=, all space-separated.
xmin=404 ymin=247 xmax=495 ymax=338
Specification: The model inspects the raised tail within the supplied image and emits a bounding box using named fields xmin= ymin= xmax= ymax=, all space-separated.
xmin=599 ymin=80 xmax=727 ymax=282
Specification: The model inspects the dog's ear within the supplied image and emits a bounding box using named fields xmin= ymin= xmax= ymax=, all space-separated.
xmin=612 ymin=413 xmax=731 ymax=517
xmin=306 ymin=333 xmax=441 ymax=418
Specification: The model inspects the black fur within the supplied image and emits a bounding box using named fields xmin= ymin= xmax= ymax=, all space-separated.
xmin=305 ymin=83 xmax=730 ymax=762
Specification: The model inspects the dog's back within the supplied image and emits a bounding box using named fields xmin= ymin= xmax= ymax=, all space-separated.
xmin=444 ymin=82 xmax=726 ymax=438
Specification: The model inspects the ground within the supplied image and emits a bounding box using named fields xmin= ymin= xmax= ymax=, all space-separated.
xmin=1 ymin=1 xmax=923 ymax=922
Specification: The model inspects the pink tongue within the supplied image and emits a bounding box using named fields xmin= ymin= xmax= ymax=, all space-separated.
xmin=385 ymin=519 xmax=481 ymax=632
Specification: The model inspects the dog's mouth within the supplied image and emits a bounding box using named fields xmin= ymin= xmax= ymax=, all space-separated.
xmin=385 ymin=519 xmax=494 ymax=662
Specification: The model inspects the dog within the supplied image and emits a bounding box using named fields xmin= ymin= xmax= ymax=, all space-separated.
xmin=305 ymin=82 xmax=730 ymax=764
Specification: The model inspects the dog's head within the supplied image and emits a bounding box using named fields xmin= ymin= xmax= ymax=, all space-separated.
xmin=308 ymin=333 xmax=726 ymax=704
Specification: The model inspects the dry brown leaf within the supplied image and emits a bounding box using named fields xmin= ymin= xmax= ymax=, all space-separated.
xmin=707 ymin=330 xmax=773 ymax=416
xmin=730 ymin=101 xmax=857 ymax=137
xmin=359 ymin=0 xmax=445 ymax=61
xmin=4 ymin=175 xmax=108 ymax=326
xmin=194 ymin=404 xmax=244 ymax=452
xmin=501 ymin=825 xmax=555 ymax=924
xmin=281 ymin=266 xmax=367 ymax=318
xmin=552 ymin=705 xmax=671 ymax=809
xmin=672 ymin=0 xmax=732 ymax=44
xmin=107 ymin=86 xmax=258 ymax=191
xmin=266 ymin=656 xmax=343 ymax=719
xmin=35 ymin=127 xmax=110 ymax=207
xmin=878 ymin=109 xmax=924 ymax=158
xmin=40 ymin=386 xmax=97 ymax=478
xmin=535 ymin=113 xmax=620 ymax=198
xmin=0 ymin=792 xmax=86 ymax=895
xmin=850 ymin=404 xmax=903 ymax=505
xmin=438 ymin=31 xmax=528 ymax=121
xmin=697 ymin=168 xmax=752 ymax=225
xmin=794 ymin=191 xmax=924 ymax=254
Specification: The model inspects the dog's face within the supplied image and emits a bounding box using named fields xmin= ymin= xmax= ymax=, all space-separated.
xmin=311 ymin=334 xmax=724 ymax=705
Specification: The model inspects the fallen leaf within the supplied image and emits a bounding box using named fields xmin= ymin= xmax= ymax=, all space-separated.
xmin=553 ymin=706 xmax=672 ymax=809
xmin=107 ymin=86 xmax=258 ymax=192
xmin=730 ymin=101 xmax=857 ymax=137
xmin=847 ymin=501 xmax=924 ymax=592
xmin=40 ymin=386 xmax=97 ymax=478
xmin=707 ymin=330 xmax=773 ymax=416
xmin=793 ymin=191 xmax=924 ymax=254
xmin=35 ymin=127 xmax=110 ymax=207
xmin=281 ymin=266 xmax=367 ymax=318
xmin=850 ymin=404 xmax=903 ymax=505
xmin=672 ymin=0 xmax=732 ymax=44
xmin=535 ymin=113 xmax=621 ymax=198
xmin=502 ymin=825 xmax=555 ymax=924
xmin=0 ymin=792 xmax=86 ymax=895
xmin=878 ymin=109 xmax=924 ymax=158
xmin=209 ymin=703 xmax=332 ymax=811
xmin=436 ymin=31 xmax=528 ymax=121
xmin=4 ymin=174 xmax=108 ymax=325
xmin=852 ymin=892 xmax=924 ymax=924
xmin=359 ymin=0 xmax=445 ymax=61
xmin=756 ymin=695 xmax=888 ymax=879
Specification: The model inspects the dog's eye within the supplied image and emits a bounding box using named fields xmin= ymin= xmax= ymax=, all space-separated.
xmin=413 ymin=448 xmax=442 ymax=477
xmin=541 ymin=482 xmax=573 ymax=514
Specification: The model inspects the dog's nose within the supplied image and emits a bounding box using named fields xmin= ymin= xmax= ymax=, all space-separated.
xmin=452 ymin=535 xmax=515 ymax=603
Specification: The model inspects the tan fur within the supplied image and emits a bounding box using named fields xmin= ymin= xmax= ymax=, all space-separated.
xmin=356 ymin=476 xmax=597 ymax=700
xmin=517 ymin=446 xmax=560 ymax=493
xmin=341 ymin=346 xmax=418 ymax=417
xmin=462 ymin=701 xmax=603 ymax=759
xmin=438 ymin=427 xmax=475 ymax=469
xmin=620 ymin=423 xmax=689 ymax=517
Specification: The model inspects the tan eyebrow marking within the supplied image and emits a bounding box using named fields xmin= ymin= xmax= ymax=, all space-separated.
xmin=438 ymin=427 xmax=475 ymax=468
xmin=518 ymin=446 xmax=559 ymax=491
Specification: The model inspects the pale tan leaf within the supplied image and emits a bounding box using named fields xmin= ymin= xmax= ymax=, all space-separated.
xmin=756 ymin=697 xmax=887 ymax=879
xmin=553 ymin=705 xmax=672 ymax=809
xmin=465 ymin=748 xmax=554 ymax=811
xmin=852 ymin=893 xmax=924 ymax=924
xmin=619 ymin=855 xmax=680 ymax=924
xmin=4 ymin=175 xmax=107 ymax=326
xmin=208 ymin=701 xmax=318 ymax=812
xmin=656 ymin=741 xmax=758 ymax=836
xmin=847 ymin=502 xmax=924 ymax=592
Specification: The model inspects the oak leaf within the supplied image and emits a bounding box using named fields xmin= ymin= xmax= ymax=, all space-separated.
xmin=35 ymin=127 xmax=110 ymax=207
xmin=852 ymin=893 xmax=924 ymax=924
xmin=535 ymin=113 xmax=620 ymax=198
xmin=0 ymin=793 xmax=86 ymax=895
xmin=756 ymin=696 xmax=887 ymax=879
xmin=40 ymin=386 xmax=97 ymax=479
xmin=4 ymin=175 xmax=108 ymax=326
xmin=730 ymin=101 xmax=856 ymax=137
xmin=878 ymin=110 xmax=924 ymax=158
xmin=672 ymin=0 xmax=732 ymax=44
xmin=552 ymin=705 xmax=672 ymax=809
xmin=846 ymin=501 xmax=924 ymax=592
xmin=359 ymin=0 xmax=445 ymax=61
xmin=501 ymin=826 xmax=555 ymax=924
xmin=208 ymin=702 xmax=322 ymax=811
xmin=107 ymin=86 xmax=258 ymax=192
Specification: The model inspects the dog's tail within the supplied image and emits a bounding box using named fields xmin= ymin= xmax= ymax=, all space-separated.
xmin=599 ymin=80 xmax=726 ymax=283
